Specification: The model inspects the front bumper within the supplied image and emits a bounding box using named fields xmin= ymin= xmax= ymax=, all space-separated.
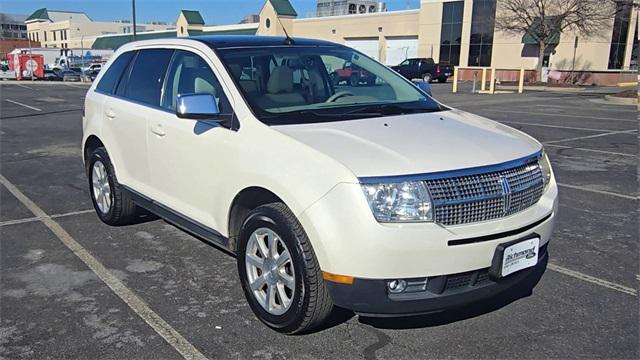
xmin=326 ymin=243 xmax=548 ymax=316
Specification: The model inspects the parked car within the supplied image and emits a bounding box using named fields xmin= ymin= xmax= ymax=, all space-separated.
xmin=0 ymin=64 xmax=16 ymax=80
xmin=83 ymin=36 xmax=557 ymax=334
xmin=330 ymin=61 xmax=376 ymax=86
xmin=60 ymin=70 xmax=81 ymax=82
xmin=86 ymin=69 xmax=100 ymax=82
xmin=391 ymin=58 xmax=453 ymax=83
xmin=42 ymin=69 xmax=61 ymax=81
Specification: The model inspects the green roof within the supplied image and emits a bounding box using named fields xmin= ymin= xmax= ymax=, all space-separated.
xmin=181 ymin=10 xmax=205 ymax=25
xmin=269 ymin=0 xmax=297 ymax=17
xmin=190 ymin=28 xmax=257 ymax=36
xmin=25 ymin=8 xmax=50 ymax=22
xmin=522 ymin=16 xmax=561 ymax=45
xmin=92 ymin=31 xmax=177 ymax=49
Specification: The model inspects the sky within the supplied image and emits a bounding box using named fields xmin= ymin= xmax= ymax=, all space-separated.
xmin=2 ymin=0 xmax=421 ymax=25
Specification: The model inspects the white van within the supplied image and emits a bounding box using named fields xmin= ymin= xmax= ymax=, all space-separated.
xmin=82 ymin=36 xmax=558 ymax=334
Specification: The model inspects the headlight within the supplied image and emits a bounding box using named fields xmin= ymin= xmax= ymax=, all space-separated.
xmin=540 ymin=150 xmax=552 ymax=190
xmin=361 ymin=181 xmax=433 ymax=222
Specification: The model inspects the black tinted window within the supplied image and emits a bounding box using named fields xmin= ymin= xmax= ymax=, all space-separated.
xmin=126 ymin=49 xmax=174 ymax=106
xmin=96 ymin=51 xmax=134 ymax=94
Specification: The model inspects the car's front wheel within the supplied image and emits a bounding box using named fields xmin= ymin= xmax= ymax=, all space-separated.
xmin=87 ymin=147 xmax=139 ymax=225
xmin=237 ymin=203 xmax=333 ymax=334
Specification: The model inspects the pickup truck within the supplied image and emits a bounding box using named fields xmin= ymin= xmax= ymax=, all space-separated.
xmin=391 ymin=58 xmax=453 ymax=83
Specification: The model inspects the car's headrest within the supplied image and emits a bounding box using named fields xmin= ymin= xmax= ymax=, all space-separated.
xmin=267 ymin=66 xmax=294 ymax=94
xmin=228 ymin=64 xmax=242 ymax=79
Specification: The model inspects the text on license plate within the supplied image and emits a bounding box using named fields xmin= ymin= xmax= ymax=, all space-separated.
xmin=501 ymin=237 xmax=540 ymax=277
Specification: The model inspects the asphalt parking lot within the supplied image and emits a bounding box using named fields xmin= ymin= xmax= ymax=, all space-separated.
xmin=1 ymin=81 xmax=637 ymax=359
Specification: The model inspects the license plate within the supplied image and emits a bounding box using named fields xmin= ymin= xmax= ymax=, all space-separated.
xmin=493 ymin=237 xmax=540 ymax=277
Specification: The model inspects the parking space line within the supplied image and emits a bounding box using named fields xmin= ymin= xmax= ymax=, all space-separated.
xmin=482 ymin=109 xmax=638 ymax=123
xmin=548 ymin=263 xmax=637 ymax=297
xmin=557 ymin=183 xmax=638 ymax=200
xmin=544 ymin=130 xmax=637 ymax=144
xmin=0 ymin=174 xmax=207 ymax=360
xmin=5 ymin=99 xmax=42 ymax=112
xmin=499 ymin=120 xmax=621 ymax=132
xmin=14 ymin=83 xmax=34 ymax=90
xmin=545 ymin=144 xmax=637 ymax=158
xmin=0 ymin=209 xmax=95 ymax=227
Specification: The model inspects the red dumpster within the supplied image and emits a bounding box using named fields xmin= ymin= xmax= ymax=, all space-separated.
xmin=14 ymin=54 xmax=44 ymax=80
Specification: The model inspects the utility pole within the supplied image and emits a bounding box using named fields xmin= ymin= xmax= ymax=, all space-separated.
xmin=28 ymin=32 xmax=33 ymax=82
xmin=571 ymin=36 xmax=578 ymax=84
xmin=132 ymin=0 xmax=137 ymax=41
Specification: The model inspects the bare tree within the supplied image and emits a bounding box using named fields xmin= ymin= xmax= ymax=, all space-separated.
xmin=495 ymin=0 xmax=635 ymax=81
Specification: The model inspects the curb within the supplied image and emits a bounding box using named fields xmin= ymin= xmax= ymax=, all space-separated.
xmin=604 ymin=94 xmax=638 ymax=106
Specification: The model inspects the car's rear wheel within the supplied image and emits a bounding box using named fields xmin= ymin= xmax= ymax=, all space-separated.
xmin=349 ymin=75 xmax=359 ymax=87
xmin=237 ymin=203 xmax=333 ymax=334
xmin=87 ymin=147 xmax=139 ymax=225
xmin=438 ymin=77 xmax=447 ymax=83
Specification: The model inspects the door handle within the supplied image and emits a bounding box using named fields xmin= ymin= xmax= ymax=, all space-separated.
xmin=105 ymin=109 xmax=115 ymax=119
xmin=151 ymin=124 xmax=166 ymax=137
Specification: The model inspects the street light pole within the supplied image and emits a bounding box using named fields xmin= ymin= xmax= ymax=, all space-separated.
xmin=132 ymin=0 xmax=137 ymax=41
xmin=28 ymin=31 xmax=33 ymax=82
xmin=81 ymin=35 xmax=85 ymax=82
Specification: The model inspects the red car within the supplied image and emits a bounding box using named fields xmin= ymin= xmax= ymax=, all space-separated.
xmin=331 ymin=61 xmax=376 ymax=86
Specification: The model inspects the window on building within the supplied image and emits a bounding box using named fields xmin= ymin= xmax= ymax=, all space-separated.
xmin=348 ymin=4 xmax=357 ymax=14
xmin=53 ymin=31 xmax=56 ymax=41
xmin=36 ymin=32 xmax=39 ymax=42
xmin=44 ymin=31 xmax=47 ymax=41
xmin=608 ymin=3 xmax=631 ymax=69
xmin=439 ymin=1 xmax=464 ymax=66
xmin=631 ymin=19 xmax=638 ymax=70
xmin=468 ymin=0 xmax=496 ymax=67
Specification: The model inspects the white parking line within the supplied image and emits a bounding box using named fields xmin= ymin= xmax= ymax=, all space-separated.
xmin=5 ymin=99 xmax=42 ymax=112
xmin=0 ymin=174 xmax=207 ymax=360
xmin=545 ymin=144 xmax=637 ymax=158
xmin=548 ymin=263 xmax=637 ymax=297
xmin=0 ymin=209 xmax=95 ymax=227
xmin=557 ymin=183 xmax=638 ymax=200
xmin=14 ymin=83 xmax=33 ymax=90
xmin=483 ymin=109 xmax=638 ymax=123
xmin=544 ymin=130 xmax=637 ymax=144
xmin=499 ymin=120 xmax=621 ymax=132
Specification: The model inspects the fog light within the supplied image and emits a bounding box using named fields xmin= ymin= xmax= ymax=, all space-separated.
xmin=387 ymin=279 xmax=407 ymax=293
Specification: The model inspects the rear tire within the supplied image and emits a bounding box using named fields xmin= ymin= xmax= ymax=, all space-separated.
xmin=237 ymin=202 xmax=333 ymax=334
xmin=438 ymin=77 xmax=447 ymax=83
xmin=349 ymin=75 xmax=359 ymax=87
xmin=87 ymin=147 xmax=139 ymax=226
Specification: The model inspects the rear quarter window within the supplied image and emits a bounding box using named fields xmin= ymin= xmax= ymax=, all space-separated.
xmin=96 ymin=51 xmax=135 ymax=94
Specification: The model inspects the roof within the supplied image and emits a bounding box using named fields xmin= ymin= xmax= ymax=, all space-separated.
xmin=92 ymin=31 xmax=177 ymax=49
xmin=192 ymin=35 xmax=337 ymax=49
xmin=25 ymin=8 xmax=49 ymax=22
xmin=190 ymin=28 xmax=257 ymax=36
xmin=268 ymin=0 xmax=297 ymax=17
xmin=522 ymin=16 xmax=561 ymax=45
xmin=181 ymin=10 xmax=205 ymax=25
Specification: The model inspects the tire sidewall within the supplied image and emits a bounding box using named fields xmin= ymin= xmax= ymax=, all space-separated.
xmin=423 ymin=73 xmax=433 ymax=83
xmin=87 ymin=148 xmax=116 ymax=223
xmin=237 ymin=206 xmax=308 ymax=332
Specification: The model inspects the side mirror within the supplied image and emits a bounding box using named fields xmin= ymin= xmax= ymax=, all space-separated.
xmin=412 ymin=79 xmax=432 ymax=97
xmin=176 ymin=93 xmax=221 ymax=120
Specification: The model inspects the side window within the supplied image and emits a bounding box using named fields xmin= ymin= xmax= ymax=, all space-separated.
xmin=161 ymin=50 xmax=232 ymax=115
xmin=125 ymin=49 xmax=174 ymax=106
xmin=96 ymin=51 xmax=134 ymax=94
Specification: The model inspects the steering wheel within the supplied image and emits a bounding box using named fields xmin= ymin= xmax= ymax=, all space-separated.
xmin=326 ymin=91 xmax=354 ymax=103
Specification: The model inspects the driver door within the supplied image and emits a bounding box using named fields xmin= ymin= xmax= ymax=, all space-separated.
xmin=147 ymin=49 xmax=237 ymax=230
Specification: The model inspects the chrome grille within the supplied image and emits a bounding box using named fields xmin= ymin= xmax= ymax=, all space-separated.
xmin=425 ymin=161 xmax=544 ymax=226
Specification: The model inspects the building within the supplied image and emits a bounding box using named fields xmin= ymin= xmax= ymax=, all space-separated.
xmin=316 ymin=0 xmax=382 ymax=17
xmin=24 ymin=8 xmax=174 ymax=49
xmin=240 ymin=15 xmax=261 ymax=24
xmin=90 ymin=0 xmax=637 ymax=85
xmin=0 ymin=13 xmax=38 ymax=61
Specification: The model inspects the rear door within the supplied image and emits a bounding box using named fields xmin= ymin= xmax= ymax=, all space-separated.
xmin=99 ymin=48 xmax=173 ymax=194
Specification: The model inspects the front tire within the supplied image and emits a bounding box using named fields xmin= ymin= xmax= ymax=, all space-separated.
xmin=87 ymin=147 xmax=139 ymax=225
xmin=422 ymin=73 xmax=433 ymax=83
xmin=237 ymin=203 xmax=333 ymax=334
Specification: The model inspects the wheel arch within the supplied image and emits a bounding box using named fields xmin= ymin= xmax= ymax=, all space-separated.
xmin=227 ymin=186 xmax=285 ymax=252
xmin=83 ymin=135 xmax=104 ymax=165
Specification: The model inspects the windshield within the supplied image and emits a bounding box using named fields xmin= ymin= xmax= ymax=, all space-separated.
xmin=217 ymin=46 xmax=444 ymax=125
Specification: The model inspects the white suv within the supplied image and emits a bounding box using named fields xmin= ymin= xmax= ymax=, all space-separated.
xmin=83 ymin=36 xmax=558 ymax=334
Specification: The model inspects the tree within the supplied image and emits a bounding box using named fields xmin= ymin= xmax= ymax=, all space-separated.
xmin=495 ymin=0 xmax=636 ymax=81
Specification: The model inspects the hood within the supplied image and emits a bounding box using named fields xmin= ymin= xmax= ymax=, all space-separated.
xmin=273 ymin=109 xmax=541 ymax=178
